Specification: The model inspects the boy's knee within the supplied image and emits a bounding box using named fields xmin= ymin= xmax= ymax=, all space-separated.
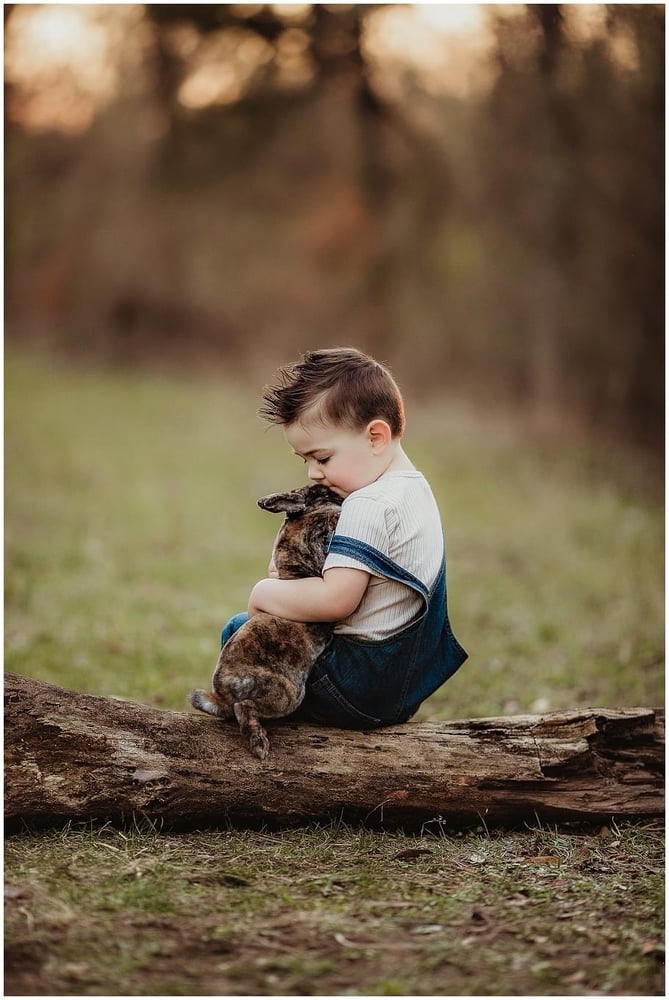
xmin=221 ymin=612 xmax=249 ymax=647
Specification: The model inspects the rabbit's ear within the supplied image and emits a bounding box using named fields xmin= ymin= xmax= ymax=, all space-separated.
xmin=257 ymin=490 xmax=307 ymax=514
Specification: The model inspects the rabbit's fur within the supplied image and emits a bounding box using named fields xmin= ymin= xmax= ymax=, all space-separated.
xmin=189 ymin=484 xmax=343 ymax=759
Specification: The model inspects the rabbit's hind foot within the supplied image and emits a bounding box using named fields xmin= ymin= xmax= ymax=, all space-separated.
xmin=234 ymin=700 xmax=271 ymax=760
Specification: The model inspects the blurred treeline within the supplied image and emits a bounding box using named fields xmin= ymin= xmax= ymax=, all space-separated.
xmin=5 ymin=4 xmax=664 ymax=448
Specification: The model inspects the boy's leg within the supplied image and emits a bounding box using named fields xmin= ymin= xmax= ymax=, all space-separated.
xmin=292 ymin=655 xmax=384 ymax=729
xmin=220 ymin=612 xmax=249 ymax=647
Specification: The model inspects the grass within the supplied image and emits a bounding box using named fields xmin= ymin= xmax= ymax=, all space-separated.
xmin=5 ymin=820 xmax=665 ymax=996
xmin=5 ymin=350 xmax=663 ymax=716
xmin=4 ymin=348 xmax=665 ymax=995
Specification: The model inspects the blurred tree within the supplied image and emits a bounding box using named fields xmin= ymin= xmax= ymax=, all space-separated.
xmin=4 ymin=3 xmax=664 ymax=448
xmin=477 ymin=3 xmax=663 ymax=443
xmin=484 ymin=5 xmax=572 ymax=412
xmin=143 ymin=3 xmax=449 ymax=358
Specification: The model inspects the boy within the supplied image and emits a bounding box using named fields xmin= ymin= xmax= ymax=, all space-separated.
xmin=222 ymin=347 xmax=467 ymax=728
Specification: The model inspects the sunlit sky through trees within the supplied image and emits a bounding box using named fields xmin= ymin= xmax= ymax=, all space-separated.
xmin=5 ymin=4 xmax=638 ymax=135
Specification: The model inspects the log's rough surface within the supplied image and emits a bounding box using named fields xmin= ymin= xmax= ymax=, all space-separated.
xmin=4 ymin=672 xmax=664 ymax=831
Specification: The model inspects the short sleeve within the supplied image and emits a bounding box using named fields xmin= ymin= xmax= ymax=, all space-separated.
xmin=323 ymin=496 xmax=390 ymax=577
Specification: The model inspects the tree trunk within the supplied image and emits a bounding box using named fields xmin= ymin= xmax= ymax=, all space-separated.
xmin=4 ymin=672 xmax=664 ymax=832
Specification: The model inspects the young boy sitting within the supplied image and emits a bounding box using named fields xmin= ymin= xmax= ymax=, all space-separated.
xmin=221 ymin=347 xmax=467 ymax=728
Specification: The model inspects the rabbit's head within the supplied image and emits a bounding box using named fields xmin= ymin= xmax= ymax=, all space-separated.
xmin=258 ymin=485 xmax=343 ymax=580
xmin=257 ymin=483 xmax=343 ymax=516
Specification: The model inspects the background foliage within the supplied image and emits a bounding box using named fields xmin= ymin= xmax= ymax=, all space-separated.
xmin=5 ymin=3 xmax=664 ymax=446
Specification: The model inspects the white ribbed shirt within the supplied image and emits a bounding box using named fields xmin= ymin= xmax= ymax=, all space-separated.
xmin=323 ymin=470 xmax=444 ymax=640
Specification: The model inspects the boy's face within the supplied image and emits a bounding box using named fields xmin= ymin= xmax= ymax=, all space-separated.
xmin=283 ymin=419 xmax=385 ymax=498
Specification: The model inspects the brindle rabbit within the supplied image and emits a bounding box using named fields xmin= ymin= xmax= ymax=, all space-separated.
xmin=189 ymin=484 xmax=342 ymax=759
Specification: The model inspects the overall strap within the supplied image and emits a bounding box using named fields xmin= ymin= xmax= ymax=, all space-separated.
xmin=328 ymin=535 xmax=433 ymax=604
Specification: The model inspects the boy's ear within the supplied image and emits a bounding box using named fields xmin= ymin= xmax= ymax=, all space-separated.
xmin=367 ymin=419 xmax=393 ymax=453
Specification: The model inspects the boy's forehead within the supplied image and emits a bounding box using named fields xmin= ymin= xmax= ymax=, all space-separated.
xmin=283 ymin=419 xmax=356 ymax=453
xmin=283 ymin=420 xmax=332 ymax=452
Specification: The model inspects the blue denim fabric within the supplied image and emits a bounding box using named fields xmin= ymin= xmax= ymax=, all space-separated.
xmin=218 ymin=539 xmax=467 ymax=731
xmin=300 ymin=545 xmax=467 ymax=728
xmin=221 ymin=612 xmax=249 ymax=648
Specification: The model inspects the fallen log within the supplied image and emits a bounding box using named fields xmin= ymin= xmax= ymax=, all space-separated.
xmin=4 ymin=672 xmax=664 ymax=832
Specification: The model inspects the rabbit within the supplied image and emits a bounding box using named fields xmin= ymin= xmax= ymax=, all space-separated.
xmin=189 ymin=483 xmax=343 ymax=760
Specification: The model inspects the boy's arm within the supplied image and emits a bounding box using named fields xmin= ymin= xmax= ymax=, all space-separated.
xmin=248 ymin=567 xmax=369 ymax=623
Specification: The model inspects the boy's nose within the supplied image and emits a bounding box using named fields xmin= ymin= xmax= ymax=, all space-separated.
xmin=307 ymin=462 xmax=325 ymax=481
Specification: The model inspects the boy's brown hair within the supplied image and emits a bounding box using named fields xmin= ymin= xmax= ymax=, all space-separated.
xmin=259 ymin=348 xmax=405 ymax=438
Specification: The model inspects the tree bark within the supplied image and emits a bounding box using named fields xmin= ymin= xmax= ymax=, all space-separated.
xmin=4 ymin=672 xmax=664 ymax=832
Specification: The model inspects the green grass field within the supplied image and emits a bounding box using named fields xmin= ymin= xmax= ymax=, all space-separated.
xmin=5 ymin=350 xmax=663 ymax=716
xmin=5 ymin=350 xmax=664 ymax=996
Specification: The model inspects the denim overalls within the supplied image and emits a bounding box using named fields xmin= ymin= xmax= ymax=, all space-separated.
xmin=220 ymin=535 xmax=467 ymax=730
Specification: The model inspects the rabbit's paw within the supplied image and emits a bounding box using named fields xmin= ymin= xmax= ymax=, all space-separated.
xmin=249 ymin=728 xmax=271 ymax=761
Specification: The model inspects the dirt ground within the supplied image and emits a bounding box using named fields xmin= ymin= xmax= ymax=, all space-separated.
xmin=4 ymin=821 xmax=665 ymax=996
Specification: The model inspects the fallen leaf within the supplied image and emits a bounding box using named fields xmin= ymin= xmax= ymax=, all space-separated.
xmin=334 ymin=932 xmax=359 ymax=948
xmin=62 ymin=963 xmax=90 ymax=978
